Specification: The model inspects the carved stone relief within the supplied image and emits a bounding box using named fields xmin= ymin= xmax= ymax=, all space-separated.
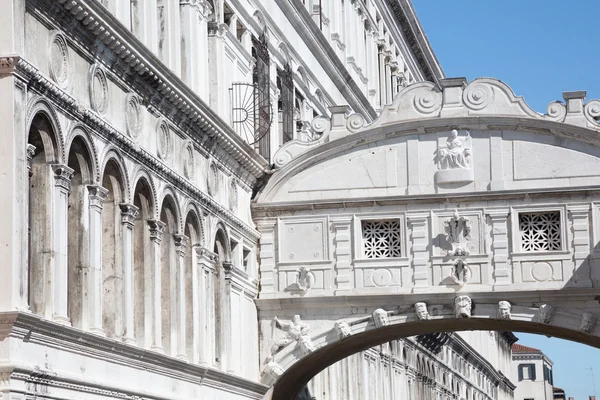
xmin=455 ymin=296 xmax=472 ymax=318
xmin=415 ymin=302 xmax=430 ymax=321
xmin=435 ymin=130 xmax=473 ymax=184
xmin=207 ymin=162 xmax=219 ymax=197
xmin=229 ymin=179 xmax=238 ymax=212
xmin=49 ymin=31 xmax=69 ymax=88
xmin=89 ymin=64 xmax=109 ymax=114
xmin=539 ymin=304 xmax=554 ymax=324
xmin=296 ymin=335 xmax=316 ymax=355
xmin=156 ymin=119 xmax=171 ymax=161
xmin=373 ymin=308 xmax=389 ymax=328
xmin=295 ymin=267 xmax=314 ymax=293
xmin=125 ymin=94 xmax=142 ymax=140
xmin=579 ymin=312 xmax=596 ymax=333
xmin=267 ymin=315 xmax=310 ymax=362
xmin=261 ymin=361 xmax=284 ymax=386
xmin=444 ymin=210 xmax=472 ymax=257
xmin=334 ymin=320 xmax=352 ymax=339
xmin=497 ymin=301 xmax=511 ymax=320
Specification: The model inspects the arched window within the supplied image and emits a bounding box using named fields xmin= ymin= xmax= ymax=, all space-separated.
xmin=27 ymin=113 xmax=59 ymax=318
xmin=132 ymin=177 xmax=154 ymax=348
xmin=184 ymin=209 xmax=202 ymax=361
xmin=159 ymin=194 xmax=179 ymax=356
xmin=66 ymin=136 xmax=94 ymax=329
xmin=101 ymin=159 xmax=126 ymax=339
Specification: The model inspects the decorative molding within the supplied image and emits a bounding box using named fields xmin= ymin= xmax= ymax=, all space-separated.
xmin=156 ymin=118 xmax=172 ymax=161
xmin=182 ymin=140 xmax=195 ymax=180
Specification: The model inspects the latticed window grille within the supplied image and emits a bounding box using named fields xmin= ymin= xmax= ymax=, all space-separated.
xmin=518 ymin=211 xmax=561 ymax=252
xmin=361 ymin=220 xmax=402 ymax=258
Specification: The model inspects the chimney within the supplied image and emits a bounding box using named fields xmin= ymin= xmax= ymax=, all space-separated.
xmin=568 ymin=398 xmax=574 ymax=400
xmin=590 ymin=396 xmax=596 ymax=400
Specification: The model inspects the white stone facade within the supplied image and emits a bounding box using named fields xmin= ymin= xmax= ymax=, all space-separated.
xmin=512 ymin=346 xmax=554 ymax=400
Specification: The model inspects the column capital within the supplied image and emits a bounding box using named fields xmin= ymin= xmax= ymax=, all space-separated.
xmin=119 ymin=203 xmax=139 ymax=227
xmin=27 ymin=144 xmax=36 ymax=176
xmin=174 ymin=234 xmax=189 ymax=256
xmin=485 ymin=208 xmax=510 ymax=220
xmin=51 ymin=164 xmax=74 ymax=190
xmin=148 ymin=220 xmax=166 ymax=243
xmin=87 ymin=185 xmax=109 ymax=208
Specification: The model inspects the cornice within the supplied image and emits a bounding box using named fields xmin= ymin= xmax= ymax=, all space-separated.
xmin=10 ymin=55 xmax=260 ymax=240
xmin=33 ymin=0 xmax=268 ymax=180
xmin=2 ymin=312 xmax=267 ymax=398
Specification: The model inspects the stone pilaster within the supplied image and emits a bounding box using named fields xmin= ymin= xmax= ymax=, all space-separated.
xmin=147 ymin=219 xmax=166 ymax=353
xmin=408 ymin=213 xmax=429 ymax=290
xmin=51 ymin=164 xmax=74 ymax=324
xmin=119 ymin=203 xmax=139 ymax=345
xmin=331 ymin=217 xmax=353 ymax=294
xmin=257 ymin=220 xmax=276 ymax=297
xmin=87 ymin=185 xmax=108 ymax=335
xmin=487 ymin=209 xmax=511 ymax=286
xmin=174 ymin=234 xmax=189 ymax=361
xmin=568 ymin=204 xmax=593 ymax=287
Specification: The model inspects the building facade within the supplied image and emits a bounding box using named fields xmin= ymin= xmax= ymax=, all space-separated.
xmin=512 ymin=344 xmax=554 ymax=400
xmin=0 ymin=0 xmax=528 ymax=399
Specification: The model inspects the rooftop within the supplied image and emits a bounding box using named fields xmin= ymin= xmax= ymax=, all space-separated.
xmin=512 ymin=344 xmax=543 ymax=354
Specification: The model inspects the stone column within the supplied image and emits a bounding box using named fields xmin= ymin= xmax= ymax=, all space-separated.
xmin=87 ymin=185 xmax=108 ymax=335
xmin=331 ymin=216 xmax=353 ymax=294
xmin=21 ymin=144 xmax=36 ymax=311
xmin=222 ymin=261 xmax=233 ymax=373
xmin=180 ymin=1 xmax=199 ymax=92
xmin=119 ymin=203 xmax=139 ymax=345
xmin=256 ymin=220 xmax=277 ymax=297
xmin=50 ymin=164 xmax=74 ymax=324
xmin=148 ymin=220 xmax=165 ymax=352
xmin=189 ymin=245 xmax=202 ymax=364
xmin=174 ymin=234 xmax=189 ymax=361
xmin=568 ymin=204 xmax=593 ymax=287
xmin=408 ymin=213 xmax=429 ymax=290
xmin=487 ymin=209 xmax=511 ymax=286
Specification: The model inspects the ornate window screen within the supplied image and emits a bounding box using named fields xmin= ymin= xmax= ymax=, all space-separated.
xmin=277 ymin=64 xmax=294 ymax=144
xmin=518 ymin=211 xmax=561 ymax=252
xmin=252 ymin=32 xmax=271 ymax=160
xmin=361 ymin=220 xmax=402 ymax=258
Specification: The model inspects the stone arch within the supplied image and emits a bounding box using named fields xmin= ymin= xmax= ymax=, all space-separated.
xmin=27 ymin=111 xmax=62 ymax=318
xmin=131 ymin=172 xmax=156 ymax=348
xmin=278 ymin=42 xmax=291 ymax=65
xmin=26 ymin=97 xmax=64 ymax=163
xmin=182 ymin=203 xmax=203 ymax=361
xmin=65 ymin=125 xmax=99 ymax=184
xmin=212 ymin=221 xmax=232 ymax=263
xmin=130 ymin=168 xmax=158 ymax=218
xmin=264 ymin=303 xmax=600 ymax=400
xmin=99 ymin=148 xmax=131 ymax=203
xmin=158 ymin=190 xmax=181 ymax=356
xmin=66 ymin=133 xmax=96 ymax=329
xmin=100 ymin=156 xmax=128 ymax=340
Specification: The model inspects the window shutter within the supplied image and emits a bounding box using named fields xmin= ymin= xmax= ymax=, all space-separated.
xmin=530 ymin=364 xmax=537 ymax=381
xmin=518 ymin=365 xmax=523 ymax=381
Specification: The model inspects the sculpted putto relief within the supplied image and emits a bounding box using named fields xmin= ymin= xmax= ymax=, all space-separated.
xmin=267 ymin=315 xmax=313 ymax=362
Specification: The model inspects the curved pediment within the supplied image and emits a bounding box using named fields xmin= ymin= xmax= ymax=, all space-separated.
xmin=257 ymin=78 xmax=600 ymax=205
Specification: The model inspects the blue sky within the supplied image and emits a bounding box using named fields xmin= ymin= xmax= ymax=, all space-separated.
xmin=410 ymin=1 xmax=600 ymax=398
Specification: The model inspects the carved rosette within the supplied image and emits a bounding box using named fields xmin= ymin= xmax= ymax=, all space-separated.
xmin=156 ymin=119 xmax=171 ymax=161
xmin=125 ymin=94 xmax=142 ymax=140
xmin=182 ymin=140 xmax=195 ymax=180
xmin=89 ymin=64 xmax=109 ymax=114
xmin=463 ymin=82 xmax=493 ymax=110
xmin=49 ymin=31 xmax=70 ymax=88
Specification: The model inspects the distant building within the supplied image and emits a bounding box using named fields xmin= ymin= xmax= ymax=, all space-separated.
xmin=553 ymin=387 xmax=566 ymax=400
xmin=512 ymin=344 xmax=554 ymax=400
